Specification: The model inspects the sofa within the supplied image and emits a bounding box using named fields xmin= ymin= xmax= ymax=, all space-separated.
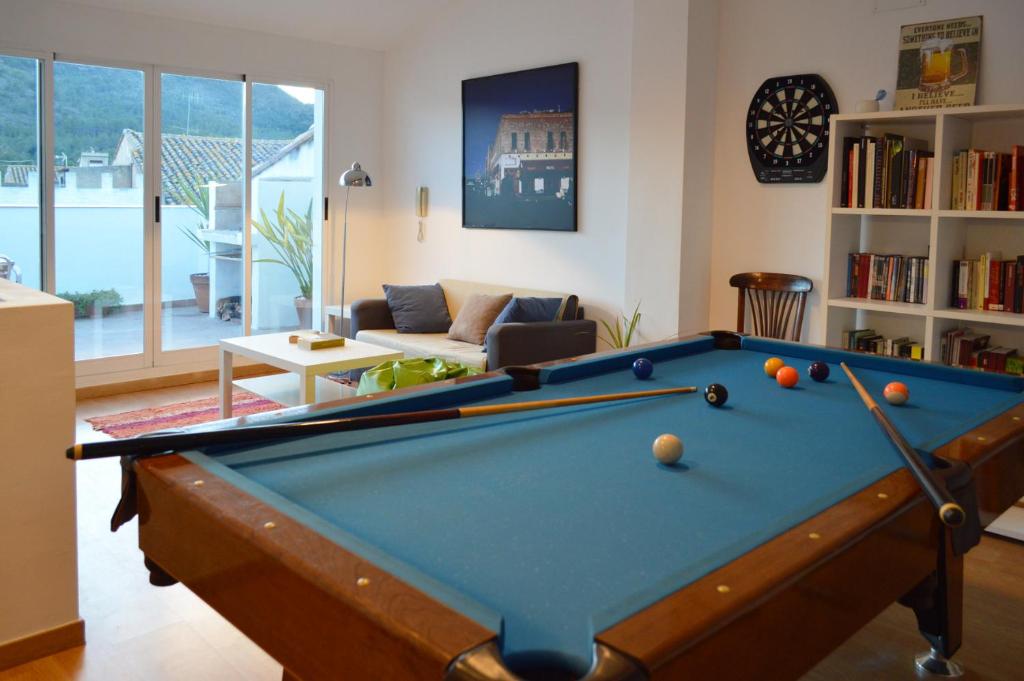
xmin=350 ymin=279 xmax=597 ymax=370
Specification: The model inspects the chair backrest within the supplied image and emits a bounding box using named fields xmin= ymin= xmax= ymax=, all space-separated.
xmin=729 ymin=272 xmax=813 ymax=341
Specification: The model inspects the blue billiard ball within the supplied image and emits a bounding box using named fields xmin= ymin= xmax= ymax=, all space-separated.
xmin=632 ymin=357 xmax=653 ymax=379
xmin=808 ymin=361 xmax=830 ymax=382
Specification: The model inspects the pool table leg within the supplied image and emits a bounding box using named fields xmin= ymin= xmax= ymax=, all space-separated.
xmin=900 ymin=527 xmax=965 ymax=677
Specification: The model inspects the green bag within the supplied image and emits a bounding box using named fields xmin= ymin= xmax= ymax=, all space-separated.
xmin=357 ymin=357 xmax=483 ymax=395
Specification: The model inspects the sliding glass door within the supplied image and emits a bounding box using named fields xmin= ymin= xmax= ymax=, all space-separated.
xmin=158 ymin=72 xmax=244 ymax=354
xmin=54 ymin=61 xmax=147 ymax=364
xmin=0 ymin=53 xmax=43 ymax=290
xmin=4 ymin=52 xmax=328 ymax=377
xmin=249 ymin=81 xmax=325 ymax=335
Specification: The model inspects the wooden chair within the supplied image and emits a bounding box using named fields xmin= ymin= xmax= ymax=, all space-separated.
xmin=729 ymin=272 xmax=813 ymax=341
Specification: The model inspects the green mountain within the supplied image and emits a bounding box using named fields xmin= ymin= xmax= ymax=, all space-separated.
xmin=0 ymin=57 xmax=313 ymax=171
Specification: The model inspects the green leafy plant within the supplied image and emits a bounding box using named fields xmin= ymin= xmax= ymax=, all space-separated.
xmin=173 ymin=174 xmax=212 ymax=256
xmin=251 ymin=191 xmax=314 ymax=299
xmin=599 ymin=301 xmax=642 ymax=348
xmin=59 ymin=288 xmax=123 ymax=318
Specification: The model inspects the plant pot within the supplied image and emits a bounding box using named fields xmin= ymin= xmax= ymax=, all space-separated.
xmin=190 ymin=273 xmax=210 ymax=314
xmin=294 ymin=296 xmax=313 ymax=328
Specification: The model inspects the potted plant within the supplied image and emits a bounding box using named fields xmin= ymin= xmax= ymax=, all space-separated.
xmin=599 ymin=301 xmax=642 ymax=348
xmin=252 ymin=191 xmax=314 ymax=327
xmin=174 ymin=177 xmax=212 ymax=313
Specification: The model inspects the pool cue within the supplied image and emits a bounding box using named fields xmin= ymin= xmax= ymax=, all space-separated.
xmin=68 ymin=385 xmax=698 ymax=461
xmin=839 ymin=362 xmax=965 ymax=527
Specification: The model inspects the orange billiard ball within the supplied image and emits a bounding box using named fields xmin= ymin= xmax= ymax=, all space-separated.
xmin=883 ymin=381 xmax=910 ymax=405
xmin=764 ymin=357 xmax=785 ymax=378
xmin=776 ymin=365 xmax=799 ymax=388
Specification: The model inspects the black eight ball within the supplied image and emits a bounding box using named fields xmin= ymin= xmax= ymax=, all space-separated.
xmin=808 ymin=361 xmax=830 ymax=382
xmin=704 ymin=383 xmax=728 ymax=407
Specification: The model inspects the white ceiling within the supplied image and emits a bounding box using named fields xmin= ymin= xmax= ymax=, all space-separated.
xmin=63 ymin=0 xmax=446 ymax=51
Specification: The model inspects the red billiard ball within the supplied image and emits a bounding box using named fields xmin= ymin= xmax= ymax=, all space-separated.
xmin=883 ymin=381 xmax=909 ymax=405
xmin=776 ymin=366 xmax=799 ymax=388
xmin=808 ymin=361 xmax=830 ymax=382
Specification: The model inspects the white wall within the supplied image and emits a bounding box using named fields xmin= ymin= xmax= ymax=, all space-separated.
xmin=708 ymin=0 xmax=1024 ymax=343
xmin=380 ymin=0 xmax=634 ymax=324
xmin=0 ymin=0 xmax=386 ymax=307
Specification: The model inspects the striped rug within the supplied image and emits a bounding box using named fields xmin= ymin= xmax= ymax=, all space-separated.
xmin=86 ymin=390 xmax=284 ymax=439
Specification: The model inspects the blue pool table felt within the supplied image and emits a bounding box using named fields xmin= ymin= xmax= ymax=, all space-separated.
xmin=188 ymin=337 xmax=1024 ymax=674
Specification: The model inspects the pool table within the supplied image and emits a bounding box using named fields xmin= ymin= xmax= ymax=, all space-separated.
xmin=118 ymin=333 xmax=1024 ymax=681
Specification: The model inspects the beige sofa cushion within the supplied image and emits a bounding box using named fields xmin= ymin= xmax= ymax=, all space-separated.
xmin=447 ymin=293 xmax=512 ymax=345
xmin=355 ymin=329 xmax=488 ymax=370
xmin=439 ymin=279 xmax=570 ymax=320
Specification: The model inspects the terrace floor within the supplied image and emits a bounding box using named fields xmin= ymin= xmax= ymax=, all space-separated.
xmin=73 ymin=305 xmax=303 ymax=360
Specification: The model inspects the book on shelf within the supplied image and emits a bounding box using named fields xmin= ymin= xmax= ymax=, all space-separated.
xmin=841 ymin=134 xmax=933 ymax=209
xmin=847 ymin=252 xmax=928 ymax=303
xmin=940 ymin=327 xmax=1023 ymax=375
xmin=951 ymin=145 xmax=1024 ymax=211
xmin=841 ymin=328 xmax=923 ymax=360
xmin=949 ymin=253 xmax=1024 ymax=313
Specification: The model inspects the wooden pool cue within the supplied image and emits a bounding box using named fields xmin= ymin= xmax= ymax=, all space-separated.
xmin=68 ymin=385 xmax=698 ymax=461
xmin=839 ymin=362 xmax=965 ymax=527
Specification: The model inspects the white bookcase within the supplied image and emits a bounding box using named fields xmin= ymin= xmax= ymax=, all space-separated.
xmin=822 ymin=104 xmax=1024 ymax=362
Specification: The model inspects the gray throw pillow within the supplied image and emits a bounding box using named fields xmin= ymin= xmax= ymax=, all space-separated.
xmin=448 ymin=293 xmax=513 ymax=345
xmin=382 ymin=283 xmax=453 ymax=333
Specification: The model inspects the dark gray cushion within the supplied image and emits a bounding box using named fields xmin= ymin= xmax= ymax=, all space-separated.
xmin=493 ymin=297 xmax=564 ymax=325
xmin=382 ymin=283 xmax=453 ymax=333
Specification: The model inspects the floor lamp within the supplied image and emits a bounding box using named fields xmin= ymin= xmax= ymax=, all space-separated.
xmin=338 ymin=162 xmax=371 ymax=326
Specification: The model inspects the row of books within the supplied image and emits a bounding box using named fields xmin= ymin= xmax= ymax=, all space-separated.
xmin=841 ymin=328 xmax=924 ymax=360
xmin=846 ymin=253 xmax=928 ymax=304
xmin=940 ymin=327 xmax=1024 ymax=374
xmin=839 ymin=134 xmax=933 ymax=210
xmin=949 ymin=147 xmax=1024 ymax=211
xmin=951 ymin=253 xmax=1024 ymax=312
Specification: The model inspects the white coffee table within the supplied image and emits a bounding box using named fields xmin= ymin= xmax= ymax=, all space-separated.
xmin=218 ymin=331 xmax=402 ymax=417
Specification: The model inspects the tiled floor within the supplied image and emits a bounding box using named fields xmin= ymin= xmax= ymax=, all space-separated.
xmin=1 ymin=382 xmax=1022 ymax=680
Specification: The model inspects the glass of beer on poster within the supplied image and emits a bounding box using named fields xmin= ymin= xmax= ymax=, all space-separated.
xmin=919 ymin=37 xmax=968 ymax=91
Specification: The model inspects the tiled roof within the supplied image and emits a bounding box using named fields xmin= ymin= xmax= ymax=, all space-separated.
xmin=119 ymin=129 xmax=293 ymax=204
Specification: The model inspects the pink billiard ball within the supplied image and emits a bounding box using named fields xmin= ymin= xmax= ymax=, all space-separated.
xmin=883 ymin=381 xmax=909 ymax=405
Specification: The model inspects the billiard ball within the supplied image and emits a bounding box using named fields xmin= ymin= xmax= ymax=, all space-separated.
xmin=652 ymin=434 xmax=684 ymax=464
xmin=776 ymin=365 xmax=799 ymax=388
xmin=808 ymin=361 xmax=830 ymax=382
xmin=883 ymin=381 xmax=909 ymax=405
xmin=764 ymin=357 xmax=785 ymax=378
xmin=632 ymin=357 xmax=654 ymax=380
xmin=704 ymin=383 xmax=728 ymax=407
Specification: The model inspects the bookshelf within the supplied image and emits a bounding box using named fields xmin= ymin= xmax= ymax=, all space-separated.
xmin=822 ymin=104 xmax=1024 ymax=363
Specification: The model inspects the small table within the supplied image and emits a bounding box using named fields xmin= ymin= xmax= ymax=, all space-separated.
xmin=218 ymin=331 xmax=402 ymax=417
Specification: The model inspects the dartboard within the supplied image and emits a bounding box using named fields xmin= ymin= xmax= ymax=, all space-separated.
xmin=746 ymin=73 xmax=837 ymax=183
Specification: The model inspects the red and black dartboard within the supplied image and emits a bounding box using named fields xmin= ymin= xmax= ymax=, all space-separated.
xmin=746 ymin=73 xmax=838 ymax=183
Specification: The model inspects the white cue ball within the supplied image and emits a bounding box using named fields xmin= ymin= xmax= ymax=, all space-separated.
xmin=652 ymin=434 xmax=684 ymax=465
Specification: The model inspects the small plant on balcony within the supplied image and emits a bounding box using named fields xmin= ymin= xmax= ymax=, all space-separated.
xmin=59 ymin=288 xmax=123 ymax=318
xmin=252 ymin=191 xmax=314 ymax=326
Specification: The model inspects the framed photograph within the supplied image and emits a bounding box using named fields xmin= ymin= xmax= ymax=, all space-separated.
xmin=895 ymin=16 xmax=981 ymax=110
xmin=462 ymin=62 xmax=578 ymax=231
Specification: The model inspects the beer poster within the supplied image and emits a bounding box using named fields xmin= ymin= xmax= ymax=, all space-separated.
xmin=895 ymin=16 xmax=982 ymax=111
